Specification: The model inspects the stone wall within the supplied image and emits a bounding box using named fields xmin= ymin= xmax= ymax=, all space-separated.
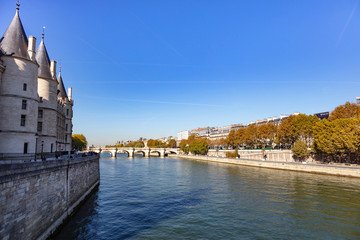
xmin=0 ymin=155 xmax=100 ymax=240
xmin=175 ymin=155 xmax=360 ymax=178
xmin=208 ymin=149 xmax=295 ymax=162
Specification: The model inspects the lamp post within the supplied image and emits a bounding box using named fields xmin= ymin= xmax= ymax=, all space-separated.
xmin=34 ymin=133 xmax=38 ymax=161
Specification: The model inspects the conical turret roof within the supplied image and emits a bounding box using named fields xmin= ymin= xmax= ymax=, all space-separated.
xmin=57 ymin=69 xmax=68 ymax=100
xmin=0 ymin=6 xmax=29 ymax=59
xmin=36 ymin=37 xmax=52 ymax=79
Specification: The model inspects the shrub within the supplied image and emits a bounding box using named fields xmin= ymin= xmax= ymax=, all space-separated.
xmin=226 ymin=149 xmax=239 ymax=158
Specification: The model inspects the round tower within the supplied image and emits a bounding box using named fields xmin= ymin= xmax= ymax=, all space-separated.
xmin=35 ymin=32 xmax=58 ymax=154
xmin=0 ymin=4 xmax=39 ymax=155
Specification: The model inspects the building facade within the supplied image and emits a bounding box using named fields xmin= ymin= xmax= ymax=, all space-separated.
xmin=0 ymin=4 xmax=73 ymax=155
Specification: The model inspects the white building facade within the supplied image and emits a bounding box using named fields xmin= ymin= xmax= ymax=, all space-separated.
xmin=0 ymin=4 xmax=73 ymax=156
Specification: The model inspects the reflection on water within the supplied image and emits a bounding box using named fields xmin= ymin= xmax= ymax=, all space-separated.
xmin=55 ymin=157 xmax=360 ymax=240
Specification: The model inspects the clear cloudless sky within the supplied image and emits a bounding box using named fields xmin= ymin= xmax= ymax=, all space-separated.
xmin=1 ymin=0 xmax=360 ymax=146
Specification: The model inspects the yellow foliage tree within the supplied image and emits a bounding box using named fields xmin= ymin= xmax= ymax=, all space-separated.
xmin=329 ymin=102 xmax=360 ymax=121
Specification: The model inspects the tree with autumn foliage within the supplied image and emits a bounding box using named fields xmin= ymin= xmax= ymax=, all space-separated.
xmin=291 ymin=114 xmax=319 ymax=147
xmin=328 ymin=102 xmax=360 ymax=121
xmin=225 ymin=130 xmax=238 ymax=148
xmin=312 ymin=101 xmax=360 ymax=163
xmin=313 ymin=117 xmax=360 ymax=156
xmin=126 ymin=141 xmax=145 ymax=148
xmin=243 ymin=124 xmax=258 ymax=148
xmin=147 ymin=139 xmax=167 ymax=148
xmin=167 ymin=139 xmax=177 ymax=148
xmin=257 ymin=123 xmax=277 ymax=148
xmin=276 ymin=115 xmax=297 ymax=148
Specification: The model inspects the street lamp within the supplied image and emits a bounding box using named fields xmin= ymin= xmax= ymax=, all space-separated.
xmin=41 ymin=141 xmax=44 ymax=161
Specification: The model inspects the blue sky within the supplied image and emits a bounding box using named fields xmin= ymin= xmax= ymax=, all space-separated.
xmin=1 ymin=0 xmax=360 ymax=145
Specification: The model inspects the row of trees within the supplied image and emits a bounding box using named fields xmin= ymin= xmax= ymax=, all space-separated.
xmin=105 ymin=139 xmax=178 ymax=149
xmin=147 ymin=139 xmax=177 ymax=148
xmin=224 ymin=102 xmax=360 ymax=163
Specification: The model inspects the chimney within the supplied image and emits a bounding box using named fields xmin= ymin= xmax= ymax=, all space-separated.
xmin=68 ymin=87 xmax=72 ymax=100
xmin=28 ymin=36 xmax=36 ymax=61
xmin=50 ymin=60 xmax=57 ymax=79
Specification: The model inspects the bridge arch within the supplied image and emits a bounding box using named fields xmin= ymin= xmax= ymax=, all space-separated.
xmin=166 ymin=151 xmax=177 ymax=155
xmin=150 ymin=150 xmax=161 ymax=157
xmin=134 ymin=150 xmax=146 ymax=157
xmin=100 ymin=151 xmax=113 ymax=157
xmin=115 ymin=150 xmax=130 ymax=157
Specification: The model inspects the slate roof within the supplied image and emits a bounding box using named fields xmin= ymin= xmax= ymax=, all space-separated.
xmin=36 ymin=38 xmax=52 ymax=79
xmin=0 ymin=8 xmax=29 ymax=59
xmin=57 ymin=71 xmax=68 ymax=100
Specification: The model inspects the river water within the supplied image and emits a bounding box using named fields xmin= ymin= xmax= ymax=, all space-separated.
xmin=55 ymin=155 xmax=360 ymax=239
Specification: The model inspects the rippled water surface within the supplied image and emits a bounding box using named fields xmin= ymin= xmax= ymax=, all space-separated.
xmin=55 ymin=156 xmax=360 ymax=239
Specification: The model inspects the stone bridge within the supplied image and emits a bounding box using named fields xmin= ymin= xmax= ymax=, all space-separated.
xmin=89 ymin=147 xmax=179 ymax=158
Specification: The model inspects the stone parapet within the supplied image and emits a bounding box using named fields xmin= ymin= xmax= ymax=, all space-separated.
xmin=0 ymin=155 xmax=100 ymax=240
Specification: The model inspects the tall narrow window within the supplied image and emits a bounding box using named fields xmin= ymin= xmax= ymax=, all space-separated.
xmin=39 ymin=97 xmax=43 ymax=103
xmin=23 ymin=83 xmax=27 ymax=91
xmin=23 ymin=142 xmax=28 ymax=154
xmin=38 ymin=110 xmax=43 ymax=118
xmin=20 ymin=115 xmax=26 ymax=126
xmin=22 ymin=100 xmax=27 ymax=110
xmin=66 ymin=124 xmax=68 ymax=131
xmin=37 ymin=122 xmax=42 ymax=132
xmin=66 ymin=109 xmax=69 ymax=116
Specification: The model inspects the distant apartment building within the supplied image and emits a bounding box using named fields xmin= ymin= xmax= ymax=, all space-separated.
xmin=177 ymin=130 xmax=191 ymax=141
xmin=177 ymin=115 xmax=292 ymax=140
xmin=177 ymin=97 xmax=358 ymax=141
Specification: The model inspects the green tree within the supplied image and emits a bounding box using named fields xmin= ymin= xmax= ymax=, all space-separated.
xmin=179 ymin=139 xmax=189 ymax=154
xmin=189 ymin=139 xmax=209 ymax=155
xmin=72 ymin=134 xmax=87 ymax=151
xmin=292 ymin=140 xmax=310 ymax=160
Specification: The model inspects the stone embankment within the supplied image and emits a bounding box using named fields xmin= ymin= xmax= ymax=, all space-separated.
xmin=208 ymin=149 xmax=295 ymax=162
xmin=0 ymin=155 xmax=100 ymax=240
xmin=175 ymin=154 xmax=360 ymax=178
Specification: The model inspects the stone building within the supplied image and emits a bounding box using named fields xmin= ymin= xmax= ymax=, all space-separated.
xmin=0 ymin=3 xmax=73 ymax=156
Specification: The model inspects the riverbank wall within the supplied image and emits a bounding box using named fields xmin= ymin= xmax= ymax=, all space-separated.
xmin=0 ymin=155 xmax=100 ymax=240
xmin=175 ymin=155 xmax=360 ymax=178
xmin=207 ymin=149 xmax=302 ymax=162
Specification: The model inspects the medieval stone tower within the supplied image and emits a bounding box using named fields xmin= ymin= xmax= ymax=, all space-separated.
xmin=0 ymin=3 xmax=73 ymax=156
